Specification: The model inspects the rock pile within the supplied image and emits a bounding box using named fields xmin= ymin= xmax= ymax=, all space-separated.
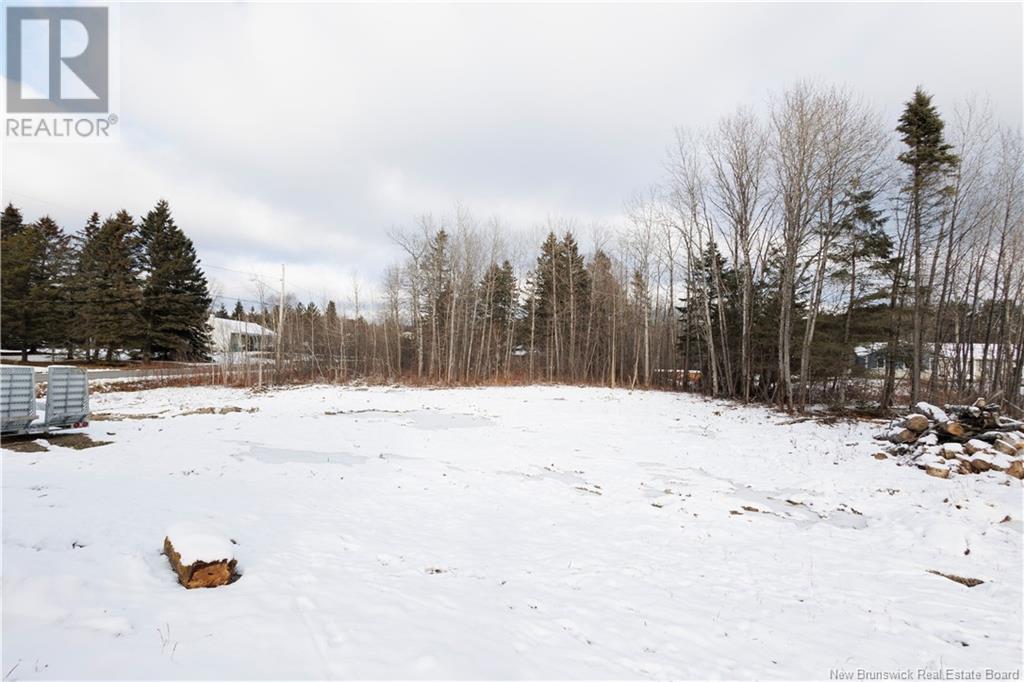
xmin=875 ymin=399 xmax=1024 ymax=480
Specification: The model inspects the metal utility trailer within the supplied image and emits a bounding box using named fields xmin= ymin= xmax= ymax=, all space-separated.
xmin=1 ymin=365 xmax=90 ymax=437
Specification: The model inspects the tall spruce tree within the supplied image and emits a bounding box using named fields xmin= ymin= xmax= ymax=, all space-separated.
xmin=1 ymin=203 xmax=29 ymax=356
xmin=896 ymin=88 xmax=959 ymax=403
xmin=531 ymin=232 xmax=562 ymax=376
xmin=1 ymin=203 xmax=24 ymax=239
xmin=559 ymin=232 xmax=590 ymax=378
xmin=1 ymin=214 xmax=44 ymax=360
xmin=138 ymin=200 xmax=213 ymax=361
xmin=70 ymin=213 xmax=103 ymax=360
xmin=0 ymin=213 xmax=73 ymax=360
xmin=33 ymin=216 xmax=75 ymax=353
xmin=81 ymin=211 xmax=142 ymax=361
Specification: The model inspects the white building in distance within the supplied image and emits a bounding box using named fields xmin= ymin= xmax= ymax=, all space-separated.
xmin=208 ymin=315 xmax=275 ymax=359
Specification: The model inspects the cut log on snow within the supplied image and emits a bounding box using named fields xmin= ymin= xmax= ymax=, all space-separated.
xmin=993 ymin=439 xmax=1018 ymax=457
xmin=164 ymin=523 xmax=237 ymax=589
xmin=940 ymin=443 xmax=963 ymax=459
xmin=969 ymin=456 xmax=992 ymax=474
xmin=963 ymin=439 xmax=989 ymax=455
xmin=936 ymin=421 xmax=965 ymax=439
xmin=877 ymin=398 xmax=1023 ymax=481
xmin=886 ymin=428 xmax=919 ymax=444
xmin=903 ymin=414 xmax=930 ymax=433
xmin=913 ymin=402 xmax=949 ymax=423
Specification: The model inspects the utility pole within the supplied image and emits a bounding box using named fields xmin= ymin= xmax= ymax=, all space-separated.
xmin=276 ymin=264 xmax=285 ymax=380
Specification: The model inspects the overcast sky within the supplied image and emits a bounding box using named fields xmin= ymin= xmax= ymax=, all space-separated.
xmin=3 ymin=2 xmax=1021 ymax=309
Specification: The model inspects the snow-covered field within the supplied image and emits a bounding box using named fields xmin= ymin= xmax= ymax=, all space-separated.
xmin=3 ymin=385 xmax=1022 ymax=680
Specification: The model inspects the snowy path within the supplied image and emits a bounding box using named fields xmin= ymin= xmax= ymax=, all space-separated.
xmin=2 ymin=386 xmax=1021 ymax=679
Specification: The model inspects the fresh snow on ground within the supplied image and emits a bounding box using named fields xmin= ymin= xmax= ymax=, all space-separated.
xmin=2 ymin=385 xmax=1022 ymax=679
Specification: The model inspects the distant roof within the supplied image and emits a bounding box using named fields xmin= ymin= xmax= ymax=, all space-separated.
xmin=853 ymin=342 xmax=887 ymax=357
xmin=853 ymin=341 xmax=1015 ymax=358
xmin=208 ymin=315 xmax=275 ymax=336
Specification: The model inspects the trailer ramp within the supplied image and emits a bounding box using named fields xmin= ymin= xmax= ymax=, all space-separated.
xmin=1 ymin=366 xmax=37 ymax=434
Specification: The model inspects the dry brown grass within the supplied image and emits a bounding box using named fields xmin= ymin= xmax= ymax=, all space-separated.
xmin=927 ymin=569 xmax=985 ymax=588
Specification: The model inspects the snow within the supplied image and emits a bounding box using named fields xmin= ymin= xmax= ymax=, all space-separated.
xmin=2 ymin=385 xmax=1022 ymax=679
xmin=164 ymin=523 xmax=234 ymax=566
xmin=207 ymin=315 xmax=275 ymax=339
xmin=914 ymin=401 xmax=949 ymax=423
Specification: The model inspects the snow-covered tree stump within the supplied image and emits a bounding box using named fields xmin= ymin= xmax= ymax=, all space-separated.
xmin=164 ymin=523 xmax=237 ymax=589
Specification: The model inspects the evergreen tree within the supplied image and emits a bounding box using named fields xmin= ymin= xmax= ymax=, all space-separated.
xmin=69 ymin=213 xmax=103 ymax=360
xmin=423 ymin=230 xmax=453 ymax=377
xmin=0 ymin=213 xmax=73 ymax=359
xmin=0 ymin=203 xmax=29 ymax=356
xmin=896 ymin=88 xmax=959 ymax=403
xmin=81 ymin=211 xmax=142 ymax=361
xmin=138 ymin=200 xmax=213 ymax=360
xmin=32 ymin=216 xmax=75 ymax=352
xmin=830 ymin=188 xmax=892 ymax=348
xmin=531 ymin=232 xmax=562 ymax=343
xmin=1 ymin=203 xmax=24 ymax=239
xmin=216 ymin=303 xmax=230 ymax=318
xmin=232 ymin=300 xmax=246 ymax=320
xmin=1 ymin=219 xmax=44 ymax=360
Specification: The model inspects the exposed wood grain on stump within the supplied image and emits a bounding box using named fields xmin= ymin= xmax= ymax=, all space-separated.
xmin=163 ymin=537 xmax=237 ymax=589
xmin=903 ymin=414 xmax=930 ymax=433
xmin=936 ymin=421 xmax=965 ymax=439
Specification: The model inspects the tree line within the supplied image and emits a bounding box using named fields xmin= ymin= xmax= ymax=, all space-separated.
xmin=0 ymin=200 xmax=212 ymax=362
xmin=239 ymin=84 xmax=1021 ymax=412
xmin=4 ymin=83 xmax=1021 ymax=413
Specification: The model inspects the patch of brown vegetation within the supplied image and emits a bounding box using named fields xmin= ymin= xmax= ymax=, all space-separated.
xmin=1 ymin=439 xmax=49 ymax=453
xmin=3 ymin=433 xmax=111 ymax=452
xmin=47 ymin=434 xmax=112 ymax=450
xmin=178 ymin=406 xmax=258 ymax=417
xmin=927 ymin=569 xmax=984 ymax=588
xmin=90 ymin=412 xmax=163 ymax=422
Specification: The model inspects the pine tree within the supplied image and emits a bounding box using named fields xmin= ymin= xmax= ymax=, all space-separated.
xmin=423 ymin=230 xmax=453 ymax=378
xmin=232 ymin=300 xmax=245 ymax=320
xmin=1 ymin=217 xmax=44 ymax=360
xmin=478 ymin=260 xmax=518 ymax=372
xmin=0 ymin=203 xmax=29 ymax=356
xmin=0 ymin=213 xmax=73 ymax=360
xmin=81 ymin=211 xmax=142 ymax=361
xmin=138 ymin=200 xmax=213 ymax=360
xmin=216 ymin=303 xmax=230 ymax=318
xmin=32 ymin=216 xmax=75 ymax=352
xmin=1 ymin=203 xmax=24 ymax=239
xmin=559 ymin=232 xmax=590 ymax=378
xmin=531 ymin=232 xmax=562 ymax=374
xmin=588 ymin=249 xmax=621 ymax=384
xmin=897 ymin=88 xmax=959 ymax=403
xmin=70 ymin=213 xmax=103 ymax=360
